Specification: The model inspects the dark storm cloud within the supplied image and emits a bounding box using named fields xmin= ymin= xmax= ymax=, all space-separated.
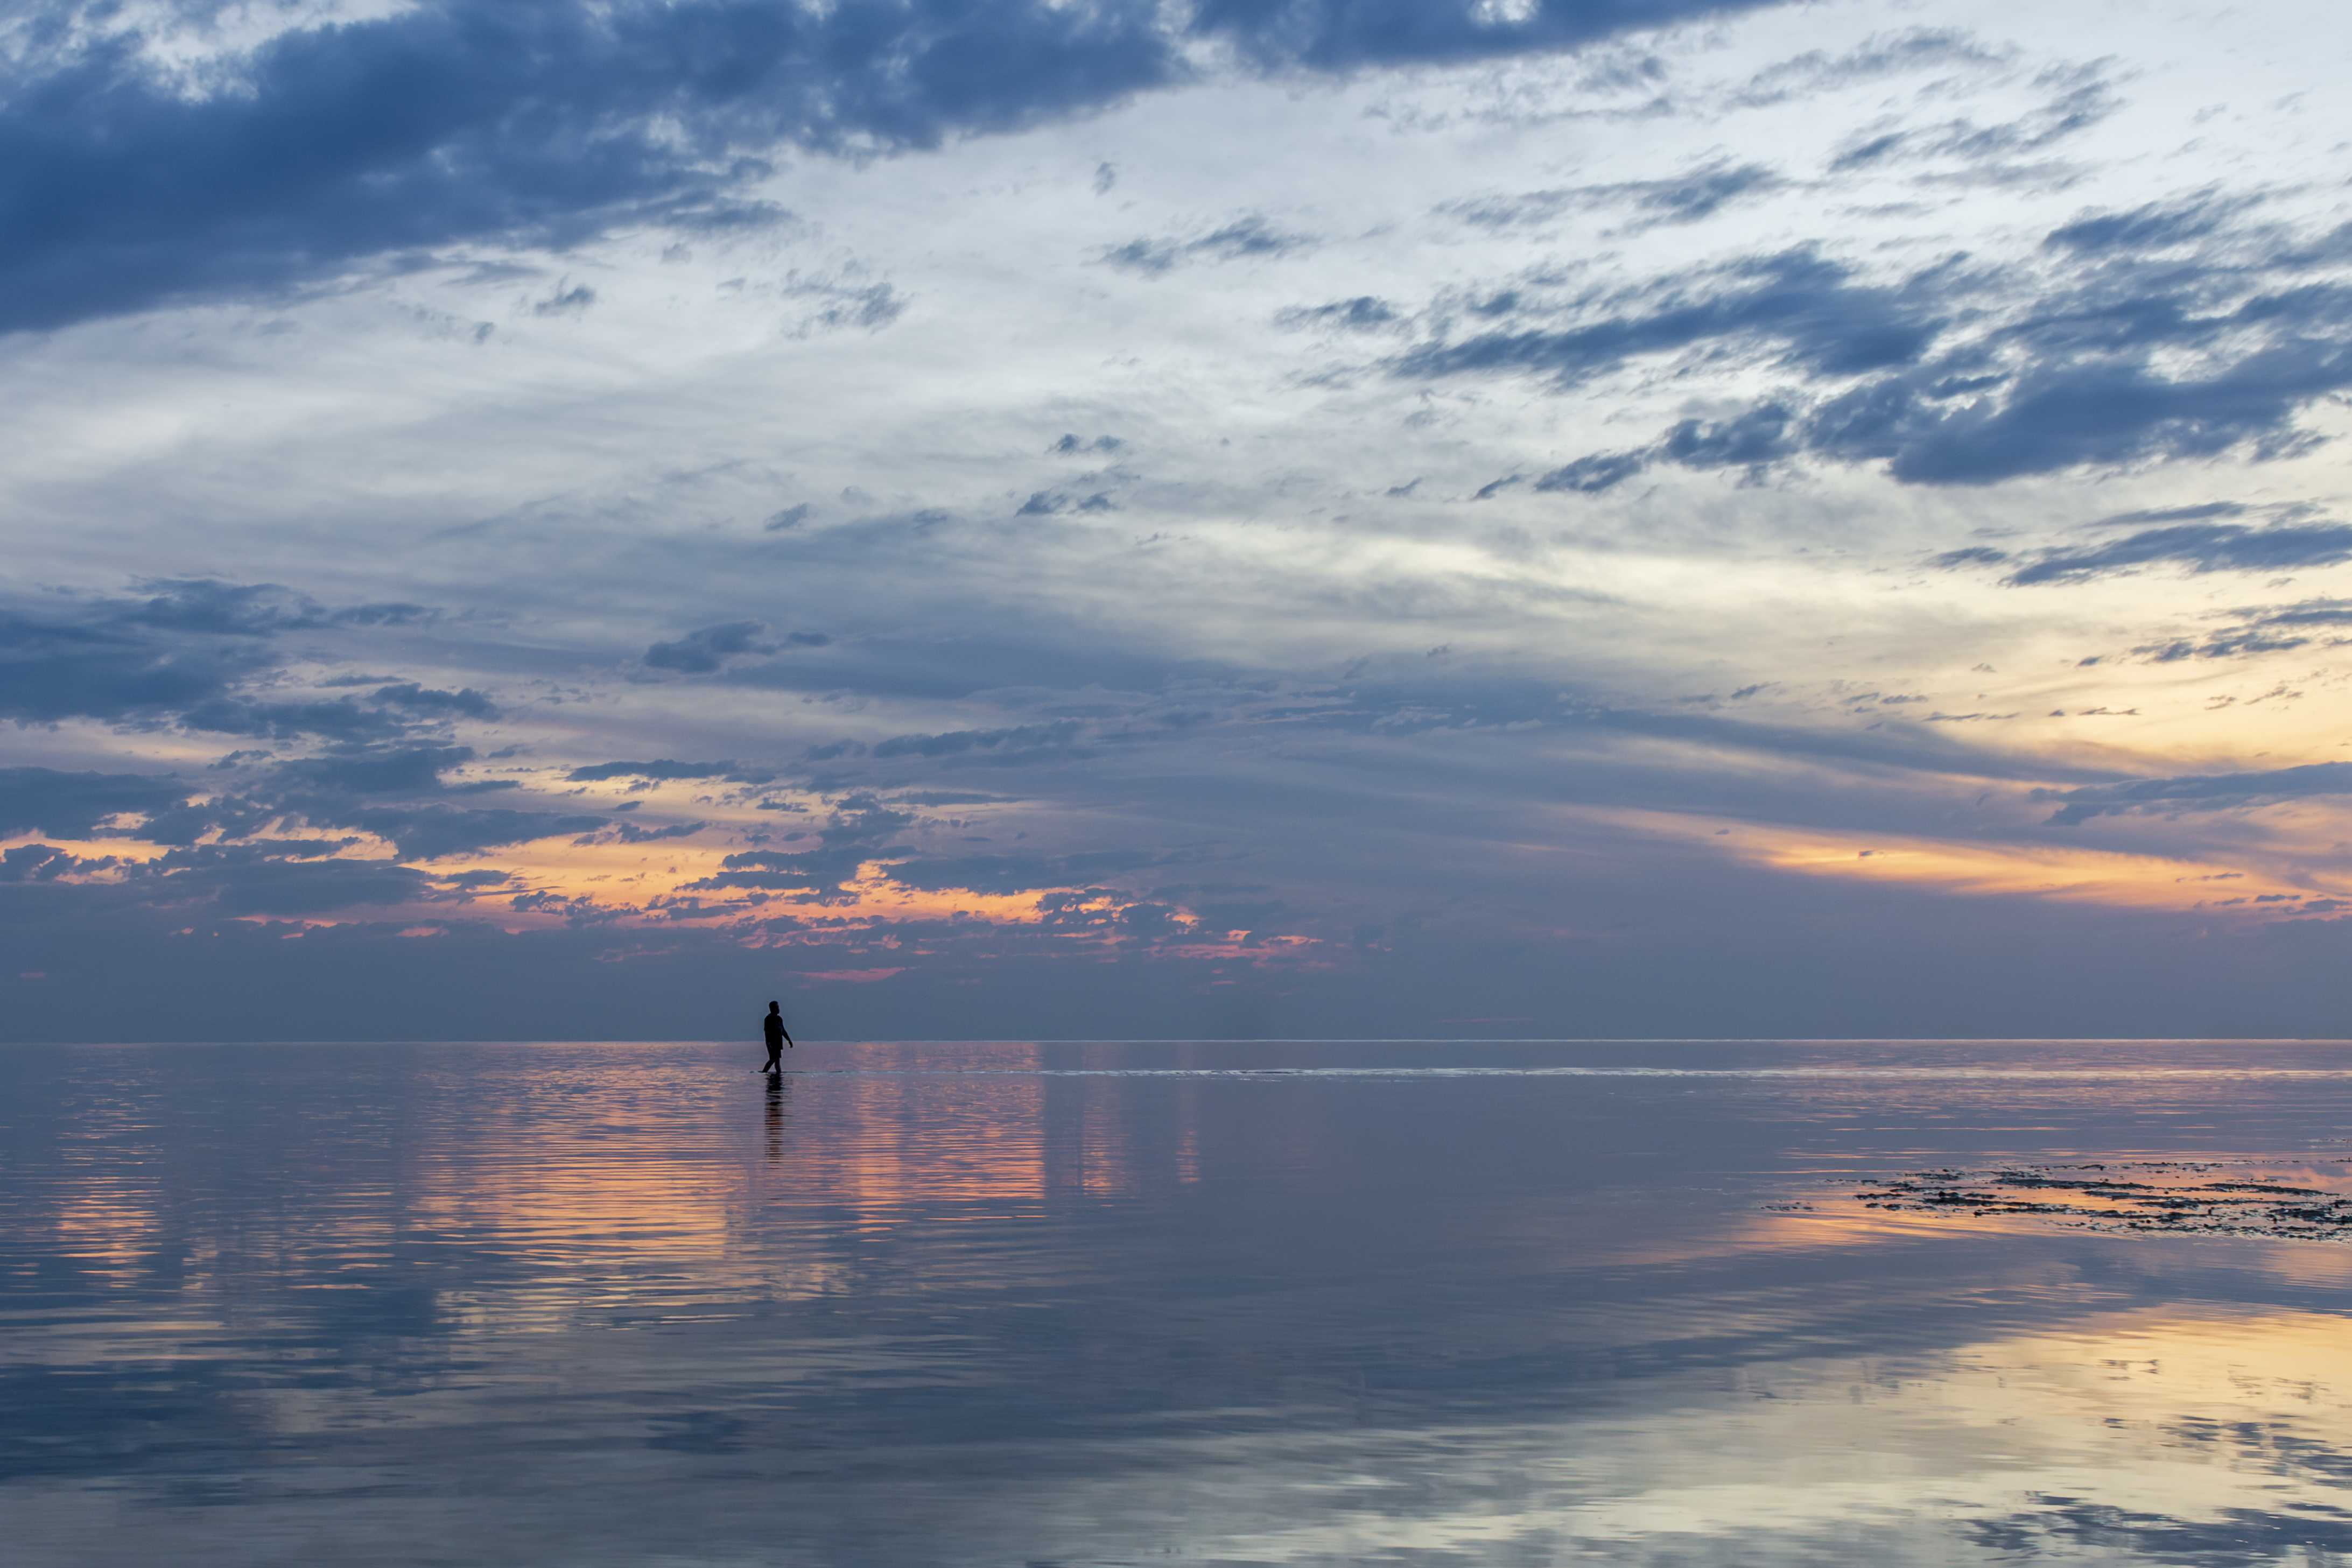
xmin=1 ymin=0 xmax=1794 ymax=334
xmin=1098 ymin=215 xmax=1312 ymax=275
xmin=2038 ymin=762 xmax=2352 ymax=825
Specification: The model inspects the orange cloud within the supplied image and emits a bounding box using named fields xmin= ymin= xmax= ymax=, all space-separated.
xmin=1579 ymin=806 xmax=2347 ymax=915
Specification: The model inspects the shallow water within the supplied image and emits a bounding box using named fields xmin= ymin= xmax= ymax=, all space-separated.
xmin=8 ymin=1038 xmax=2352 ymax=1565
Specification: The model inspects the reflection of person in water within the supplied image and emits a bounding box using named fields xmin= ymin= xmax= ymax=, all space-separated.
xmin=761 ymin=1001 xmax=794 ymax=1073
xmin=765 ymin=1072 xmax=787 ymax=1162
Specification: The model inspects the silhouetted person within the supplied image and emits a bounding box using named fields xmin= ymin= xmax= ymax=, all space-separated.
xmin=762 ymin=1000 xmax=794 ymax=1073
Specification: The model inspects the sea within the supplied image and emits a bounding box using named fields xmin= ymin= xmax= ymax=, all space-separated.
xmin=9 ymin=1037 xmax=2352 ymax=1565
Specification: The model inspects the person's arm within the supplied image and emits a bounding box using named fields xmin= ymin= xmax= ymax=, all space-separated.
xmin=783 ymin=1022 xmax=795 ymax=1048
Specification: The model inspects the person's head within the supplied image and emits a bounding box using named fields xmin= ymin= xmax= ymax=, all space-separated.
xmin=768 ymin=1001 xmax=780 ymax=1014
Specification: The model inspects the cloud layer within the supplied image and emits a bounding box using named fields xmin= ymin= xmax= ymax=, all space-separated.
xmin=6 ymin=0 xmax=2352 ymax=1039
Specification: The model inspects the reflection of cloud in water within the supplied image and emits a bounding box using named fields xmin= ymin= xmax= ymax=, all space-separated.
xmin=1164 ymin=1310 xmax=2352 ymax=1564
xmin=18 ymin=1042 xmax=2352 ymax=1562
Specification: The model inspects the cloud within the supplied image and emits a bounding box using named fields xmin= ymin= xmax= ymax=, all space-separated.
xmin=0 ymin=843 xmax=117 ymax=883
xmin=0 ymin=606 xmax=266 ymax=725
xmin=1727 ymin=28 xmax=2011 ymax=109
xmin=1532 ymin=451 xmax=1647 ymax=494
xmin=1400 ymin=198 xmax=2352 ymax=488
xmin=642 ymin=621 xmax=826 ymax=673
xmin=1805 ymin=345 xmax=2352 ymax=486
xmin=1192 ymin=0 xmax=1784 ymax=72
xmin=3 ymin=0 xmax=1817 ymax=335
xmin=2040 ymin=762 xmax=2352 ymax=825
xmin=2044 ymin=191 xmax=2253 ymax=255
xmin=600 ymin=820 xmax=707 ymax=843
xmin=876 ymin=848 xmax=1159 ymax=895
xmin=1441 ymin=158 xmax=1784 ymax=233
xmin=150 ymin=849 xmax=445 ymax=917
xmin=0 ymin=767 xmax=188 ymax=839
xmin=566 ymin=760 xmax=749 ymax=783
xmin=530 ymin=280 xmax=597 ymax=318
xmin=1393 ymin=248 xmax=1947 ymax=390
xmin=1508 ymin=403 xmax=1794 ymax=496
xmin=1274 ymin=296 xmax=1401 ymax=330
xmin=869 ymin=719 xmax=1084 ymax=760
xmin=1825 ymin=61 xmax=2121 ymax=172
xmin=338 ymin=805 xmax=610 ymax=861
xmin=1016 ymin=490 xmax=1117 ymax=516
xmin=685 ymin=793 xmax=913 ymax=894
xmin=0 ymin=580 xmax=458 ymax=733
xmin=1049 ymin=433 xmax=1125 ymax=454
xmin=2132 ymin=597 xmax=2352 ymax=661
xmin=370 ymin=684 xmax=500 ymax=720
xmin=267 ymin=745 xmax=478 ymax=798
xmin=782 ymin=276 xmax=905 ymax=335
xmin=1099 ymin=215 xmax=1312 ymax=275
xmin=2002 ymin=520 xmax=2352 ymax=586
xmin=0 ymin=0 xmax=1178 ymax=334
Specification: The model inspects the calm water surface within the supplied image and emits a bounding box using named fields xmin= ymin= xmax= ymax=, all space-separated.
xmin=9 ymin=1038 xmax=2352 ymax=1565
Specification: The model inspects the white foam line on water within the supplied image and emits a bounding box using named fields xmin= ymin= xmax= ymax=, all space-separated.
xmin=775 ymin=1066 xmax=2352 ymax=1080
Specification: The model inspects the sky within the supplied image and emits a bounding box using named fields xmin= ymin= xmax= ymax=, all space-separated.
xmin=6 ymin=0 xmax=2352 ymax=1042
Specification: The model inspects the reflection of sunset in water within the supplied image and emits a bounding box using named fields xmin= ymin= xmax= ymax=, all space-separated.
xmin=15 ymin=1039 xmax=2352 ymax=1565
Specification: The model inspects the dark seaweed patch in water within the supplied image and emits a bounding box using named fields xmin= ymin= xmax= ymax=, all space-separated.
xmin=1841 ymin=1159 xmax=2352 ymax=1242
